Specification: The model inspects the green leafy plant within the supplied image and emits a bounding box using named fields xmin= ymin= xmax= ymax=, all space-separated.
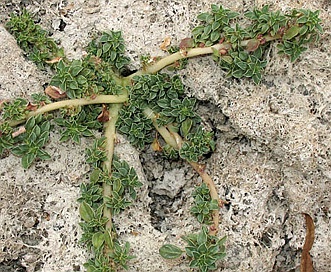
xmin=191 ymin=183 xmax=219 ymax=224
xmin=159 ymin=226 xmax=226 ymax=272
xmin=1 ymin=5 xmax=323 ymax=271
xmin=5 ymin=9 xmax=64 ymax=68
xmin=11 ymin=115 xmax=51 ymax=168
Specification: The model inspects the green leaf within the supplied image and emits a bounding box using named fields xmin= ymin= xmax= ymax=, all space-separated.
xmin=36 ymin=149 xmax=51 ymax=160
xmin=232 ymin=69 xmax=244 ymax=78
xmin=104 ymin=229 xmax=113 ymax=248
xmin=96 ymin=48 xmax=102 ymax=57
xmin=103 ymin=42 xmax=111 ymax=53
xmin=100 ymin=33 xmax=110 ymax=42
xmin=180 ymin=118 xmax=193 ymax=137
xmin=283 ymin=25 xmax=300 ymax=40
xmin=92 ymin=232 xmax=105 ymax=249
xmin=192 ymin=25 xmax=204 ymax=37
xmin=22 ymin=152 xmax=37 ymax=169
xmin=110 ymin=51 xmax=117 ymax=62
xmin=203 ymin=25 xmax=212 ymax=35
xmin=210 ymin=31 xmax=220 ymax=42
xmin=197 ymin=227 xmax=208 ymax=245
xmin=11 ymin=145 xmax=29 ymax=156
xmin=25 ymin=116 xmax=36 ymax=130
xmin=70 ymin=65 xmax=83 ymax=76
xmin=69 ymin=80 xmax=79 ymax=90
xmin=113 ymin=178 xmax=122 ymax=193
xmin=159 ymin=244 xmax=183 ymax=259
xmin=90 ymin=168 xmax=101 ymax=183
xmin=76 ymin=75 xmax=87 ymax=85
xmin=79 ymin=201 xmax=95 ymax=222
xmin=157 ymin=98 xmax=169 ymax=109
xmin=197 ymin=12 xmax=210 ymax=22
xmin=261 ymin=24 xmax=269 ymax=34
xmin=211 ymin=21 xmax=221 ymax=30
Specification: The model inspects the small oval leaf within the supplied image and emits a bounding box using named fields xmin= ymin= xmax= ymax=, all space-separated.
xmin=180 ymin=118 xmax=193 ymax=137
xmin=104 ymin=229 xmax=113 ymax=248
xmin=283 ymin=25 xmax=300 ymax=40
xmin=92 ymin=232 xmax=105 ymax=249
xmin=79 ymin=201 xmax=94 ymax=222
xmin=159 ymin=244 xmax=183 ymax=259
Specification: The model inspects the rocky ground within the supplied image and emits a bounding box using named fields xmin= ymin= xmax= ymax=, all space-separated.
xmin=0 ymin=0 xmax=330 ymax=271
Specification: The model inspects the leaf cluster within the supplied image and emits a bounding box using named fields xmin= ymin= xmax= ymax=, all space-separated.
xmin=83 ymin=239 xmax=134 ymax=272
xmin=215 ymin=47 xmax=267 ymax=84
xmin=0 ymin=122 xmax=14 ymax=155
xmin=245 ymin=5 xmax=288 ymax=36
xmin=118 ymin=73 xmax=185 ymax=149
xmin=118 ymin=73 xmax=203 ymax=150
xmin=117 ymin=101 xmax=154 ymax=149
xmin=223 ymin=24 xmax=250 ymax=49
xmin=30 ymin=93 xmax=52 ymax=105
xmin=159 ymin=226 xmax=226 ymax=272
xmin=0 ymin=97 xmax=52 ymax=157
xmin=192 ymin=5 xmax=323 ymax=83
xmin=2 ymin=98 xmax=28 ymax=121
xmin=246 ymin=6 xmax=323 ymax=62
xmin=191 ymin=183 xmax=219 ymax=224
xmin=10 ymin=115 xmax=51 ymax=168
xmin=79 ymin=201 xmax=108 ymax=249
xmin=5 ymin=9 xmax=64 ymax=69
xmin=277 ymin=9 xmax=323 ymax=61
xmin=179 ymin=126 xmax=215 ymax=162
xmin=104 ymin=157 xmax=142 ymax=215
xmin=80 ymin=200 xmax=135 ymax=272
xmin=192 ymin=4 xmax=239 ymax=46
xmin=55 ymin=107 xmax=100 ymax=143
xmin=183 ymin=226 xmax=226 ymax=271
xmin=87 ymin=31 xmax=130 ymax=73
xmin=85 ymin=138 xmax=108 ymax=169
xmin=50 ymin=56 xmax=125 ymax=99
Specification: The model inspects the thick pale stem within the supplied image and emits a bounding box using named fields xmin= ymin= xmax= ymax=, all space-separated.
xmin=103 ymin=104 xmax=122 ymax=233
xmin=127 ymin=33 xmax=282 ymax=78
xmin=129 ymin=44 xmax=225 ymax=77
xmin=8 ymin=94 xmax=128 ymax=127
xmin=143 ymin=107 xmax=178 ymax=149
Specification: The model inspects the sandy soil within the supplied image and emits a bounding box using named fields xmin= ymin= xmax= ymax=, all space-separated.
xmin=0 ymin=0 xmax=330 ymax=271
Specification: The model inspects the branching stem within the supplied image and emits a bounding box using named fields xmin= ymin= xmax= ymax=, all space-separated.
xmin=143 ymin=107 xmax=179 ymax=149
xmin=143 ymin=107 xmax=220 ymax=235
xmin=7 ymin=94 xmax=128 ymax=127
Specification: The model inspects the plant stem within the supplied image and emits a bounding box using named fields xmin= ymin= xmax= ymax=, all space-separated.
xmin=7 ymin=94 xmax=128 ymax=127
xmin=189 ymin=161 xmax=220 ymax=236
xmin=169 ymin=130 xmax=220 ymax=236
xmin=102 ymin=103 xmax=122 ymax=247
xmin=143 ymin=107 xmax=179 ymax=149
xmin=128 ymin=43 xmax=225 ymax=77
xmin=127 ymin=32 xmax=282 ymax=78
xmin=143 ymin=107 xmax=220 ymax=235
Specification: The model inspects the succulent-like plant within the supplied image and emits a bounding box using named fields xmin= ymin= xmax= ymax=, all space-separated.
xmin=1 ymin=5 xmax=323 ymax=271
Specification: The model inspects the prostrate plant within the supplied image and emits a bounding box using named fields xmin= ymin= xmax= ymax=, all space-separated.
xmin=1 ymin=5 xmax=322 ymax=271
xmin=5 ymin=9 xmax=64 ymax=68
